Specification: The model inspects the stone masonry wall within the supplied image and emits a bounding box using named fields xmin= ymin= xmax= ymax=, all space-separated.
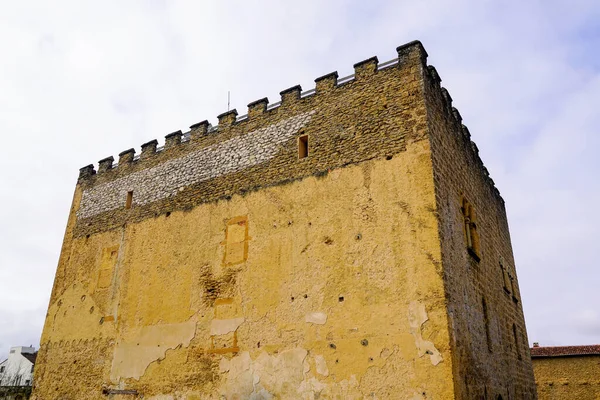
xmin=424 ymin=63 xmax=537 ymax=398
xmin=77 ymin=111 xmax=316 ymax=219
xmin=533 ymin=355 xmax=600 ymax=399
xmin=34 ymin=42 xmax=464 ymax=399
xmin=73 ymin=43 xmax=428 ymax=238
xmin=33 ymin=40 xmax=537 ymax=399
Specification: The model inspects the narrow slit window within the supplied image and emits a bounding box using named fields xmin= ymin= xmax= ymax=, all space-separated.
xmin=512 ymin=323 xmax=521 ymax=360
xmin=125 ymin=191 xmax=133 ymax=209
xmin=482 ymin=297 xmax=492 ymax=352
xmin=298 ymin=135 xmax=309 ymax=159
xmin=500 ymin=260 xmax=511 ymax=294
xmin=461 ymin=197 xmax=480 ymax=261
xmin=509 ymin=274 xmax=519 ymax=303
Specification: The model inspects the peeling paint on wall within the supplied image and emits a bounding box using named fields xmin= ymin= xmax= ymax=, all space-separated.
xmin=217 ymin=349 xmax=363 ymax=399
xmin=409 ymin=301 xmax=443 ymax=366
xmin=210 ymin=317 xmax=245 ymax=336
xmin=314 ymin=355 xmax=329 ymax=376
xmin=305 ymin=312 xmax=327 ymax=325
xmin=110 ymin=320 xmax=196 ymax=381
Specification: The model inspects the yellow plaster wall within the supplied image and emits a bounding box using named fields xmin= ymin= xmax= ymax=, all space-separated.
xmin=533 ymin=356 xmax=600 ymax=400
xmin=33 ymin=141 xmax=456 ymax=399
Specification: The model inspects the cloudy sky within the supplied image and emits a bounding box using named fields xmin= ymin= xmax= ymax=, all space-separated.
xmin=0 ymin=1 xmax=598 ymax=356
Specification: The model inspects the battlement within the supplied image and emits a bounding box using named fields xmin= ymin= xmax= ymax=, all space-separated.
xmin=73 ymin=40 xmax=502 ymax=235
xmin=423 ymin=64 xmax=503 ymax=203
xmin=78 ymin=41 xmax=427 ymax=180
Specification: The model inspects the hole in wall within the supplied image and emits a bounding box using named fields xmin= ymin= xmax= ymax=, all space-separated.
xmin=355 ymin=233 xmax=362 ymax=240
xmin=166 ymin=212 xmax=171 ymax=217
xmin=386 ymin=155 xmax=393 ymax=160
xmin=361 ymin=339 xmax=369 ymax=346
xmin=329 ymin=343 xmax=336 ymax=349
xmin=89 ymin=306 xmax=94 ymax=314
xmin=303 ymin=294 xmax=308 ymax=299
xmin=99 ymin=317 xmax=104 ymax=325
xmin=80 ymin=295 xmax=86 ymax=302
xmin=339 ymin=296 xmax=344 ymax=302
xmin=291 ymin=297 xmax=295 ymax=302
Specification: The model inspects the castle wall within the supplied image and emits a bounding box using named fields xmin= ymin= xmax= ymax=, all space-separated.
xmin=424 ymin=63 xmax=538 ymax=398
xmin=533 ymin=355 xmax=600 ymax=399
xmin=33 ymin=43 xmax=459 ymax=399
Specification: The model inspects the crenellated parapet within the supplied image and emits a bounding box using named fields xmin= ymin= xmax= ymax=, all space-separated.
xmin=424 ymin=63 xmax=503 ymax=203
xmin=73 ymin=39 xmax=502 ymax=236
xmin=78 ymin=41 xmax=429 ymax=184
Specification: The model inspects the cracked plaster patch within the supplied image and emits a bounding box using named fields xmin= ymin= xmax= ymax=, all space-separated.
xmin=315 ymin=355 xmax=329 ymax=376
xmin=305 ymin=312 xmax=327 ymax=325
xmin=408 ymin=301 xmax=443 ymax=366
xmin=210 ymin=317 xmax=245 ymax=336
xmin=110 ymin=320 xmax=196 ymax=381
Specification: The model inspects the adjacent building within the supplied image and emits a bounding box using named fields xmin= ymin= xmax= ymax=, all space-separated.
xmin=32 ymin=41 xmax=536 ymax=399
xmin=0 ymin=346 xmax=36 ymax=400
xmin=531 ymin=343 xmax=600 ymax=399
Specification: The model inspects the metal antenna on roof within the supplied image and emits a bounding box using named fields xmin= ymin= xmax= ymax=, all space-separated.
xmin=227 ymin=91 xmax=230 ymax=111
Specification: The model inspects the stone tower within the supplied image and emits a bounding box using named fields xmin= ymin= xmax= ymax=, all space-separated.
xmin=32 ymin=41 xmax=536 ymax=399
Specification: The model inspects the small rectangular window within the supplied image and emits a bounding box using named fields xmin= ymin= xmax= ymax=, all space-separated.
xmin=0 ymin=366 xmax=5 ymax=372
xmin=298 ymin=135 xmax=309 ymax=159
xmin=125 ymin=191 xmax=133 ymax=209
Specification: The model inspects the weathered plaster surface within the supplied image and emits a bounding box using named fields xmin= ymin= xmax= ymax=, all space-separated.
xmin=408 ymin=301 xmax=443 ymax=366
xmin=110 ymin=320 xmax=196 ymax=380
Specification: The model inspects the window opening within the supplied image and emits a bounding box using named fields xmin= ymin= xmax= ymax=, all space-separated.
xmin=512 ymin=323 xmax=521 ymax=360
xmin=298 ymin=135 xmax=309 ymax=159
xmin=461 ymin=198 xmax=480 ymax=261
xmin=125 ymin=191 xmax=133 ymax=209
xmin=500 ymin=260 xmax=511 ymax=294
xmin=509 ymin=275 xmax=519 ymax=303
xmin=482 ymin=297 xmax=492 ymax=352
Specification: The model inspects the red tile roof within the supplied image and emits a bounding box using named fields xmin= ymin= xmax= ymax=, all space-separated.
xmin=530 ymin=345 xmax=600 ymax=358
